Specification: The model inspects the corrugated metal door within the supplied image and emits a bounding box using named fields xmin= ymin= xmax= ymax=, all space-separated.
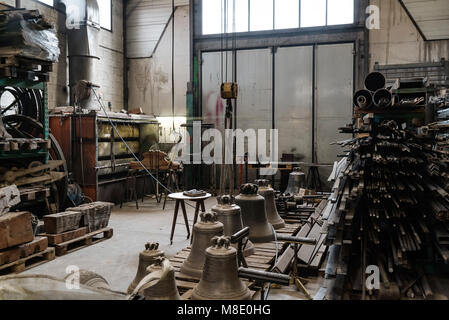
xmin=275 ymin=46 xmax=314 ymax=162
xmin=315 ymin=43 xmax=354 ymax=164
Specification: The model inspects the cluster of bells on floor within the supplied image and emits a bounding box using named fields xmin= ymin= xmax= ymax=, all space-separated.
xmin=126 ymin=178 xmax=294 ymax=300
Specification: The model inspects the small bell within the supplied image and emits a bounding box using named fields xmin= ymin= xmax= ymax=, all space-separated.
xmin=235 ymin=183 xmax=274 ymax=243
xmin=284 ymin=167 xmax=305 ymax=196
xmin=192 ymin=236 xmax=252 ymax=300
xmin=180 ymin=212 xmax=224 ymax=278
xmin=127 ymin=242 xmax=164 ymax=294
xmin=141 ymin=257 xmax=181 ymax=300
xmin=255 ymin=179 xmax=285 ymax=229
xmin=211 ymin=195 xmax=255 ymax=257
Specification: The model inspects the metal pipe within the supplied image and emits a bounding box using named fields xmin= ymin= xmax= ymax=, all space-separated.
xmin=231 ymin=227 xmax=250 ymax=243
xmin=353 ymin=89 xmax=373 ymax=109
xmin=238 ymin=268 xmax=290 ymax=285
xmin=276 ymin=235 xmax=317 ymax=245
xmin=365 ymin=72 xmax=386 ymax=92
xmin=373 ymin=88 xmax=393 ymax=108
xmin=15 ymin=0 xmax=21 ymax=8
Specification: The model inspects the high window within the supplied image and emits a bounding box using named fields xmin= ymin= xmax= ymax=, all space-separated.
xmin=202 ymin=0 xmax=354 ymax=35
xmin=98 ymin=0 xmax=112 ymax=31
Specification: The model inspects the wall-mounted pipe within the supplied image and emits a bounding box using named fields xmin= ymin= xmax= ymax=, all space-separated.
xmin=56 ymin=0 xmax=101 ymax=109
xmin=15 ymin=0 xmax=21 ymax=8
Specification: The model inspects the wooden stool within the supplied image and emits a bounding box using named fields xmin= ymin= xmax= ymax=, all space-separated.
xmin=168 ymin=192 xmax=211 ymax=245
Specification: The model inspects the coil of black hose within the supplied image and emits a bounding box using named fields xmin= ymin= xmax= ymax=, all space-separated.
xmin=0 ymin=86 xmax=43 ymax=121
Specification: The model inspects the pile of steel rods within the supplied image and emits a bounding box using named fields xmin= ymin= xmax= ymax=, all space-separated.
xmin=323 ymin=114 xmax=449 ymax=300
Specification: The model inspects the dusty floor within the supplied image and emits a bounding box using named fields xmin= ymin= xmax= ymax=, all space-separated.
xmin=22 ymin=196 xmax=324 ymax=300
xmin=24 ymin=196 xmax=216 ymax=293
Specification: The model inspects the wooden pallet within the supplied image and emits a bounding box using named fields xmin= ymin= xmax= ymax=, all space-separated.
xmin=19 ymin=187 xmax=51 ymax=202
xmin=0 ymin=247 xmax=55 ymax=275
xmin=53 ymin=227 xmax=113 ymax=256
xmin=168 ymin=222 xmax=301 ymax=298
xmin=39 ymin=227 xmax=87 ymax=245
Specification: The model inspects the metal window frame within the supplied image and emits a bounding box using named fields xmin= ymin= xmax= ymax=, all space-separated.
xmin=202 ymin=0 xmax=355 ymax=36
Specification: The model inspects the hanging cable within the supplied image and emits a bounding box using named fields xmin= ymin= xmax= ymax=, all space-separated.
xmin=171 ymin=0 xmax=175 ymax=131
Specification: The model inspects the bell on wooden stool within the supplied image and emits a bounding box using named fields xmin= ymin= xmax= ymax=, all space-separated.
xmin=180 ymin=212 xmax=224 ymax=278
xmin=140 ymin=257 xmax=181 ymax=300
xmin=255 ymin=179 xmax=285 ymax=229
xmin=211 ymin=195 xmax=255 ymax=257
xmin=235 ymin=183 xmax=274 ymax=243
xmin=192 ymin=236 xmax=252 ymax=300
xmin=127 ymin=242 xmax=164 ymax=294
xmin=284 ymin=167 xmax=305 ymax=197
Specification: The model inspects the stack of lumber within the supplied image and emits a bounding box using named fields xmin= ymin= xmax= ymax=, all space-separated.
xmin=0 ymin=9 xmax=59 ymax=80
xmin=273 ymin=199 xmax=329 ymax=276
xmin=0 ymin=211 xmax=54 ymax=274
xmin=321 ymin=113 xmax=449 ymax=300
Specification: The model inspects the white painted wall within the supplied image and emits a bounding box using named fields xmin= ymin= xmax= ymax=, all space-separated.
xmin=127 ymin=4 xmax=189 ymax=117
xmin=370 ymin=0 xmax=449 ymax=68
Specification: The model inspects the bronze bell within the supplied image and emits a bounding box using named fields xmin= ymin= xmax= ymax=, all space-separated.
xmin=192 ymin=236 xmax=252 ymax=300
xmin=255 ymin=179 xmax=285 ymax=229
xmin=141 ymin=257 xmax=181 ymax=300
xmin=127 ymin=242 xmax=164 ymax=294
xmin=211 ymin=195 xmax=255 ymax=257
xmin=180 ymin=212 xmax=224 ymax=278
xmin=235 ymin=183 xmax=274 ymax=243
xmin=284 ymin=167 xmax=305 ymax=196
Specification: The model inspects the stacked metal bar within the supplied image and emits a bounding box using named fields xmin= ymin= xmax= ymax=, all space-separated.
xmin=323 ymin=114 xmax=449 ymax=300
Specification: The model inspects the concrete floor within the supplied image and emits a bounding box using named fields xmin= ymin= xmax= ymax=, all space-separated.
xmin=24 ymin=196 xmax=217 ymax=293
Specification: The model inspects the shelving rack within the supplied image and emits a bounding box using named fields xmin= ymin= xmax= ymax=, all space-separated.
xmin=0 ymin=78 xmax=49 ymax=162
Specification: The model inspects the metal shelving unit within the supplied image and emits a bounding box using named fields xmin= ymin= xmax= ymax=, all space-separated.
xmin=0 ymin=78 xmax=49 ymax=162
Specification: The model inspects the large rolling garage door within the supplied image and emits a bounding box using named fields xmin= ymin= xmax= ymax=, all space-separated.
xmin=201 ymin=43 xmax=353 ymax=170
xmin=315 ymin=43 xmax=354 ymax=164
xmin=275 ymin=46 xmax=314 ymax=163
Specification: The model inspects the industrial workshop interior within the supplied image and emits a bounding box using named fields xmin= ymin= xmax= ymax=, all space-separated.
xmin=0 ymin=0 xmax=449 ymax=310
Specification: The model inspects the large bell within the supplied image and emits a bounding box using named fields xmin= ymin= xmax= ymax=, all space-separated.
xmin=180 ymin=212 xmax=224 ymax=278
xmin=211 ymin=195 xmax=255 ymax=257
xmin=192 ymin=236 xmax=252 ymax=300
xmin=284 ymin=167 xmax=305 ymax=196
xmin=141 ymin=257 xmax=181 ymax=300
xmin=255 ymin=179 xmax=285 ymax=229
xmin=235 ymin=183 xmax=274 ymax=243
xmin=127 ymin=242 xmax=164 ymax=294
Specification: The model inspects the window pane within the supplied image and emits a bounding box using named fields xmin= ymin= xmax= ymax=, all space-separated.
xmin=275 ymin=0 xmax=299 ymax=29
xmin=250 ymin=0 xmax=273 ymax=31
xmin=203 ymin=0 xmax=222 ymax=34
xmin=226 ymin=0 xmax=248 ymax=33
xmin=300 ymin=0 xmax=326 ymax=27
xmin=98 ymin=0 xmax=112 ymax=30
xmin=37 ymin=0 xmax=53 ymax=6
xmin=327 ymin=0 xmax=354 ymax=25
